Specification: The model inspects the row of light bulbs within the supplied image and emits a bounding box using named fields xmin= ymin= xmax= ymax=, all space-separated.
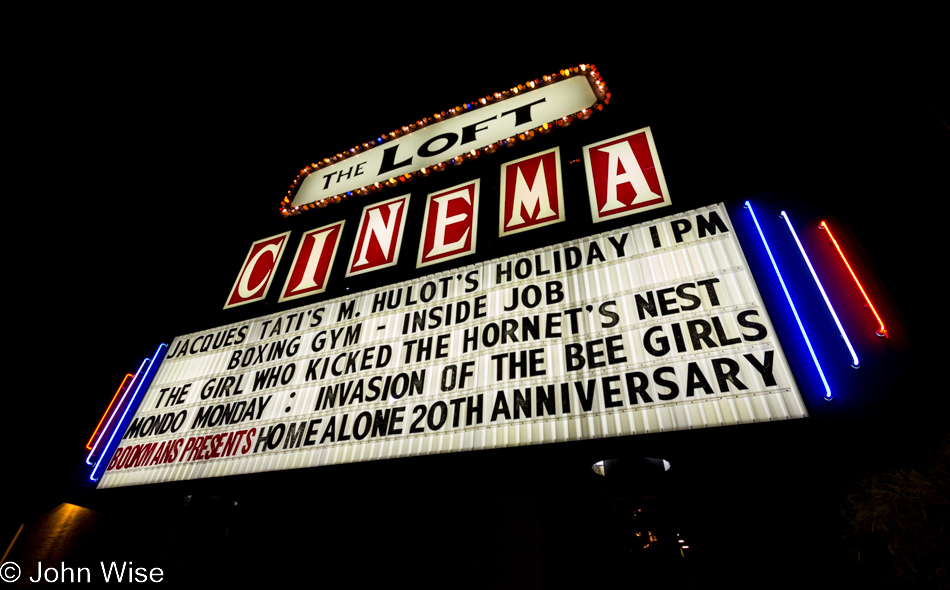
xmin=280 ymin=64 xmax=610 ymax=217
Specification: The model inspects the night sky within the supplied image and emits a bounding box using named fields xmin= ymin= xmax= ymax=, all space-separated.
xmin=7 ymin=36 xmax=946 ymax=585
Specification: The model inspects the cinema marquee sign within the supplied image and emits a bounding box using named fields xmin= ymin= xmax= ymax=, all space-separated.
xmin=228 ymin=126 xmax=672 ymax=309
xmin=282 ymin=65 xmax=609 ymax=215
xmin=99 ymin=204 xmax=806 ymax=488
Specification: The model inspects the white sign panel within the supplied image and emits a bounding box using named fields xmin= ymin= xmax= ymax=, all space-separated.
xmin=99 ymin=203 xmax=806 ymax=488
xmin=291 ymin=75 xmax=599 ymax=209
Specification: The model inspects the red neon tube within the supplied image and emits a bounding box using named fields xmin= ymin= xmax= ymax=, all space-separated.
xmin=820 ymin=221 xmax=887 ymax=338
xmin=85 ymin=374 xmax=133 ymax=450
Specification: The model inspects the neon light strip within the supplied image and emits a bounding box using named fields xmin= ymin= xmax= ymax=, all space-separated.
xmin=819 ymin=221 xmax=888 ymax=338
xmin=90 ymin=343 xmax=167 ymax=481
xmin=85 ymin=361 xmax=147 ymax=466
xmin=745 ymin=202 xmax=832 ymax=401
xmin=85 ymin=373 xmax=134 ymax=450
xmin=781 ymin=212 xmax=860 ymax=368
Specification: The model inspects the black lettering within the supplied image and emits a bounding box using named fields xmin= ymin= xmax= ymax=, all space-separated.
xmin=490 ymin=392 xmax=511 ymax=422
xmin=696 ymin=210 xmax=728 ymax=238
xmin=461 ymin=116 xmax=496 ymax=144
xmin=676 ymin=283 xmax=701 ymax=311
xmin=379 ymin=145 xmax=412 ymax=174
xmin=409 ymin=405 xmax=426 ymax=433
xmin=644 ymin=326 xmax=670 ymax=357
xmin=419 ymin=132 xmax=459 ymax=157
xmin=712 ymin=358 xmax=747 ymax=392
xmin=686 ymin=319 xmax=717 ymax=350
xmin=737 ymin=310 xmax=768 ymax=341
xmin=685 ymin=362 xmax=714 ymax=397
xmin=625 ymin=372 xmax=652 ymax=404
xmin=500 ymin=98 xmax=546 ymax=126
xmin=573 ymin=380 xmax=596 ymax=412
xmin=654 ymin=367 xmax=678 ymax=400
xmin=744 ymin=351 xmax=777 ymax=387
xmin=671 ymin=218 xmax=691 ymax=243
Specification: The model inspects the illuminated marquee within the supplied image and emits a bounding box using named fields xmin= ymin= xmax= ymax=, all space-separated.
xmin=99 ymin=203 xmax=806 ymax=489
xmin=499 ymin=147 xmax=564 ymax=237
xmin=236 ymin=125 xmax=671 ymax=299
xmin=224 ymin=232 xmax=291 ymax=309
xmin=584 ymin=127 xmax=672 ymax=222
xmin=279 ymin=221 xmax=346 ymax=303
xmin=346 ymin=194 xmax=410 ymax=277
xmin=417 ymin=180 xmax=479 ymax=268
xmin=282 ymin=65 xmax=609 ymax=216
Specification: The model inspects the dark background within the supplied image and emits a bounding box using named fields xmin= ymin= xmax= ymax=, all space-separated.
xmin=6 ymin=33 xmax=946 ymax=587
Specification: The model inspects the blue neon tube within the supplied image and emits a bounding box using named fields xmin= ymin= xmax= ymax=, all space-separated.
xmin=90 ymin=343 xmax=167 ymax=481
xmin=85 ymin=360 xmax=147 ymax=466
xmin=744 ymin=202 xmax=832 ymax=401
